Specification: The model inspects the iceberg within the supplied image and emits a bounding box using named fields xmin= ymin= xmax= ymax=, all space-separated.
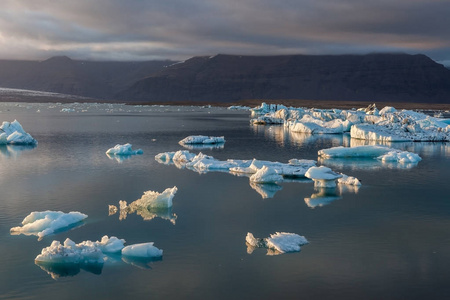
xmin=10 ymin=211 xmax=87 ymax=240
xmin=113 ymin=187 xmax=178 ymax=224
xmin=105 ymin=143 xmax=143 ymax=156
xmin=318 ymin=145 xmax=393 ymax=158
xmin=305 ymin=166 xmax=342 ymax=188
xmin=378 ymin=150 xmax=422 ymax=164
xmin=121 ymin=242 xmax=163 ymax=258
xmin=249 ymin=166 xmax=283 ymax=183
xmin=35 ymin=236 xmax=161 ymax=277
xmin=179 ymin=135 xmax=225 ymax=145
xmin=0 ymin=120 xmax=37 ymax=145
xmin=246 ymin=232 xmax=309 ymax=255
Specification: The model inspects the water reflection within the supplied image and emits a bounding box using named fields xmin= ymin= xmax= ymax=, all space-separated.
xmin=106 ymin=153 xmax=135 ymax=163
xmin=35 ymin=261 xmax=103 ymax=280
xmin=179 ymin=143 xmax=224 ymax=150
xmin=249 ymin=182 xmax=283 ymax=199
xmin=304 ymin=188 xmax=342 ymax=208
xmin=319 ymin=157 xmax=419 ymax=170
xmin=121 ymin=256 xmax=163 ymax=269
xmin=0 ymin=144 xmax=36 ymax=159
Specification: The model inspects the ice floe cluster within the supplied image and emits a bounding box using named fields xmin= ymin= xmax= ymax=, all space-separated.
xmin=109 ymin=187 xmax=178 ymax=224
xmin=0 ymin=120 xmax=37 ymax=145
xmin=34 ymin=236 xmax=163 ymax=278
xmin=246 ymin=232 xmax=309 ymax=255
xmin=155 ymin=149 xmax=362 ymax=200
xmin=10 ymin=211 xmax=87 ymax=240
xmin=250 ymin=103 xmax=450 ymax=142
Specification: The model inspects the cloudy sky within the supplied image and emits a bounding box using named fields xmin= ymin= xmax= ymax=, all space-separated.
xmin=0 ymin=0 xmax=449 ymax=63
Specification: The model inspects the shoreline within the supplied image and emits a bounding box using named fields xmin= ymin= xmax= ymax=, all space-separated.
xmin=0 ymin=96 xmax=449 ymax=111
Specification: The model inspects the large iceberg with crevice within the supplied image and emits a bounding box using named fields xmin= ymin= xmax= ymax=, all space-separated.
xmin=0 ymin=120 xmax=37 ymax=145
xmin=10 ymin=211 xmax=87 ymax=240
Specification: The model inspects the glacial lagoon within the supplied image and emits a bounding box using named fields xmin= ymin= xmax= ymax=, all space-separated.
xmin=1 ymin=102 xmax=450 ymax=299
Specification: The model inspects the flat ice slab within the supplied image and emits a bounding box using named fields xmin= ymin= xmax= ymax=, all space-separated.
xmin=10 ymin=211 xmax=87 ymax=240
xmin=179 ymin=135 xmax=225 ymax=145
xmin=246 ymin=232 xmax=309 ymax=255
xmin=0 ymin=120 xmax=37 ymax=145
xmin=105 ymin=143 xmax=143 ymax=156
xmin=121 ymin=242 xmax=163 ymax=258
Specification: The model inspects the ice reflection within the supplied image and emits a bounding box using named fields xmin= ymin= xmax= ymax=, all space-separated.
xmin=106 ymin=153 xmax=135 ymax=163
xmin=249 ymin=182 xmax=282 ymax=199
xmin=304 ymin=188 xmax=342 ymax=208
xmin=115 ymin=205 xmax=177 ymax=225
xmin=0 ymin=144 xmax=36 ymax=159
xmin=180 ymin=143 xmax=224 ymax=150
xmin=35 ymin=261 xmax=103 ymax=280
xmin=319 ymin=157 xmax=419 ymax=170
xmin=121 ymin=256 xmax=163 ymax=269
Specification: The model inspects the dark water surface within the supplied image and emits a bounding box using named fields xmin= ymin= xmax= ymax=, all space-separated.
xmin=1 ymin=103 xmax=450 ymax=300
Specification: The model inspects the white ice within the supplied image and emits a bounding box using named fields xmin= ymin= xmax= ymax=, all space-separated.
xmin=10 ymin=211 xmax=87 ymax=240
xmin=179 ymin=135 xmax=225 ymax=145
xmin=378 ymin=150 xmax=422 ymax=164
xmin=305 ymin=166 xmax=342 ymax=188
xmin=246 ymin=232 xmax=309 ymax=255
xmin=105 ymin=143 xmax=143 ymax=156
xmin=249 ymin=165 xmax=283 ymax=183
xmin=0 ymin=120 xmax=37 ymax=145
xmin=121 ymin=242 xmax=163 ymax=258
xmin=318 ymin=145 xmax=392 ymax=158
xmin=115 ymin=187 xmax=178 ymax=224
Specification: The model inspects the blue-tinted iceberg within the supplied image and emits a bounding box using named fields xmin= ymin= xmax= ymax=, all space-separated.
xmin=0 ymin=120 xmax=37 ymax=145
xmin=179 ymin=135 xmax=225 ymax=145
xmin=121 ymin=242 xmax=163 ymax=258
xmin=246 ymin=232 xmax=309 ymax=255
xmin=10 ymin=211 xmax=87 ymax=240
xmin=105 ymin=143 xmax=143 ymax=156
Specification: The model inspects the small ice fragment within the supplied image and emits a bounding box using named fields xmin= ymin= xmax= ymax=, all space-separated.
xmin=105 ymin=143 xmax=143 ymax=156
xmin=179 ymin=135 xmax=225 ymax=145
xmin=246 ymin=232 xmax=309 ymax=255
xmin=121 ymin=242 xmax=163 ymax=258
xmin=249 ymin=166 xmax=283 ymax=183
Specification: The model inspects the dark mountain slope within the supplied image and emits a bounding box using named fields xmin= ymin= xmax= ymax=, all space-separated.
xmin=0 ymin=56 xmax=174 ymax=99
xmin=119 ymin=54 xmax=450 ymax=103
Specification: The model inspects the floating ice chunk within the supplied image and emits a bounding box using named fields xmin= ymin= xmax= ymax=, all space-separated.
xmin=155 ymin=151 xmax=176 ymax=163
xmin=0 ymin=120 xmax=37 ymax=145
xmin=266 ymin=232 xmax=309 ymax=253
xmin=179 ymin=135 xmax=225 ymax=145
xmin=318 ymin=145 xmax=392 ymax=158
xmin=115 ymin=187 xmax=178 ymax=224
xmin=96 ymin=236 xmax=126 ymax=254
xmin=250 ymin=166 xmax=283 ymax=183
xmin=337 ymin=173 xmax=361 ymax=186
xmin=122 ymin=242 xmax=163 ymax=258
xmin=246 ymin=232 xmax=309 ymax=255
xmin=132 ymin=186 xmax=177 ymax=209
xmin=378 ymin=150 xmax=422 ymax=164
xmin=35 ymin=238 xmax=105 ymax=264
xmin=173 ymin=150 xmax=196 ymax=162
xmin=305 ymin=166 xmax=342 ymax=188
xmin=105 ymin=143 xmax=143 ymax=156
xmin=350 ymin=124 xmax=411 ymax=142
xmin=10 ymin=211 xmax=87 ymax=240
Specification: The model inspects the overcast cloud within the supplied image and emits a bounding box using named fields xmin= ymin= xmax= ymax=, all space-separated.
xmin=0 ymin=0 xmax=449 ymax=62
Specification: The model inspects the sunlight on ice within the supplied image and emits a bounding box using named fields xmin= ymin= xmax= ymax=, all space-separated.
xmin=122 ymin=242 xmax=163 ymax=258
xmin=305 ymin=166 xmax=342 ymax=188
xmin=105 ymin=143 xmax=143 ymax=156
xmin=10 ymin=211 xmax=87 ymax=240
xmin=0 ymin=120 xmax=37 ymax=145
xmin=111 ymin=187 xmax=178 ymax=224
xmin=246 ymin=232 xmax=309 ymax=255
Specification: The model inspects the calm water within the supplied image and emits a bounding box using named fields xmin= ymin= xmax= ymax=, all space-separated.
xmin=1 ymin=103 xmax=450 ymax=300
